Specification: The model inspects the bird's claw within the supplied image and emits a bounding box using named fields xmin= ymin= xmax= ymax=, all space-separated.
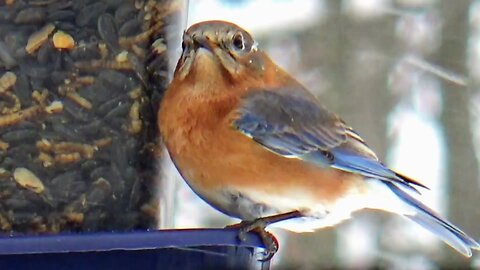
xmin=226 ymin=218 xmax=278 ymax=261
xmin=253 ymin=228 xmax=278 ymax=261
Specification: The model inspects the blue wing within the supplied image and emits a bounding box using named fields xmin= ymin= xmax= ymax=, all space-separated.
xmin=231 ymin=87 xmax=480 ymax=256
xmin=232 ymin=87 xmax=426 ymax=192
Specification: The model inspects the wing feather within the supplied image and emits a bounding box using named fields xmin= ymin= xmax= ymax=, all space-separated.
xmin=231 ymin=87 xmax=426 ymax=191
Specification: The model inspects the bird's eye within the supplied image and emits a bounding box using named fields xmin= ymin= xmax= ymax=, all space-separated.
xmin=232 ymin=32 xmax=245 ymax=51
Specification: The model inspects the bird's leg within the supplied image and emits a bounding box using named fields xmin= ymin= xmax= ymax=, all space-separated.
xmin=226 ymin=210 xmax=302 ymax=261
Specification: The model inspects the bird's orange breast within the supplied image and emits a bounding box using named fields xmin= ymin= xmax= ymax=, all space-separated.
xmin=159 ymin=81 xmax=364 ymax=211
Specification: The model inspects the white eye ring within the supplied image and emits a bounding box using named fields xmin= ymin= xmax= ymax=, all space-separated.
xmin=232 ymin=32 xmax=245 ymax=50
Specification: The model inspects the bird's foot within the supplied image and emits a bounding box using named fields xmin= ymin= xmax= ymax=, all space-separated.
xmin=226 ymin=211 xmax=302 ymax=261
xmin=226 ymin=218 xmax=278 ymax=261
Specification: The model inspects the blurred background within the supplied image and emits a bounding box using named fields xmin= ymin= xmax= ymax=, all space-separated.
xmin=161 ymin=0 xmax=480 ymax=268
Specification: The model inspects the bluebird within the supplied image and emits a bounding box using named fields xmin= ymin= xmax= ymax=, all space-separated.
xmin=158 ymin=20 xmax=480 ymax=260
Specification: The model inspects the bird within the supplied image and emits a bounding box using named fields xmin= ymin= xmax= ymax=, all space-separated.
xmin=158 ymin=20 xmax=480 ymax=260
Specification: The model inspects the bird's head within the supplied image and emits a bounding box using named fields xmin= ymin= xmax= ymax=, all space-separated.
xmin=174 ymin=20 xmax=269 ymax=84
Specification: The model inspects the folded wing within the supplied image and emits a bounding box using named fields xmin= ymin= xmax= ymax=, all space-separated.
xmin=231 ymin=86 xmax=479 ymax=256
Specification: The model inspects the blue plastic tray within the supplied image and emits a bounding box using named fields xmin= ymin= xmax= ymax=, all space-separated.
xmin=0 ymin=229 xmax=270 ymax=270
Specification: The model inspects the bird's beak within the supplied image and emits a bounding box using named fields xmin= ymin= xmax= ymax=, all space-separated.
xmin=193 ymin=36 xmax=214 ymax=53
xmin=175 ymin=31 xmax=218 ymax=80
xmin=183 ymin=31 xmax=215 ymax=54
xmin=176 ymin=30 xmax=241 ymax=81
xmin=193 ymin=33 xmax=241 ymax=78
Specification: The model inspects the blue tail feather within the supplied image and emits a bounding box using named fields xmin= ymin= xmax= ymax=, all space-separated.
xmin=386 ymin=182 xmax=480 ymax=257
